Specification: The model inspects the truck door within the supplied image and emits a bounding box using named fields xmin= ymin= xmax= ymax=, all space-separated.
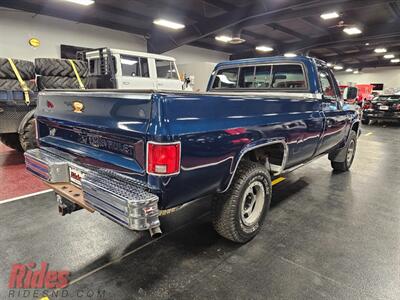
xmin=117 ymin=55 xmax=153 ymax=89
xmin=316 ymin=68 xmax=349 ymax=154
xmin=155 ymin=59 xmax=183 ymax=91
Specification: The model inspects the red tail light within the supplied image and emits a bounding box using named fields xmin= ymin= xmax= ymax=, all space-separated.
xmin=147 ymin=142 xmax=181 ymax=176
xmin=363 ymin=102 xmax=371 ymax=109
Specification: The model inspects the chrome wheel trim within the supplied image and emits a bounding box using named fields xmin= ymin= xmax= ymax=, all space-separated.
xmin=346 ymin=140 xmax=355 ymax=165
xmin=241 ymin=181 xmax=265 ymax=227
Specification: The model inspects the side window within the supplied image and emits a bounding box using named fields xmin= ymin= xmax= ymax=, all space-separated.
xmin=212 ymin=68 xmax=239 ymax=89
xmin=238 ymin=66 xmax=255 ymax=88
xmin=319 ymin=71 xmax=336 ymax=98
xmin=156 ymin=60 xmax=179 ymax=79
xmin=121 ymin=55 xmax=140 ymax=77
xmin=254 ymin=65 xmax=272 ymax=88
xmin=271 ymin=64 xmax=306 ymax=89
xmin=140 ymin=58 xmax=150 ymax=77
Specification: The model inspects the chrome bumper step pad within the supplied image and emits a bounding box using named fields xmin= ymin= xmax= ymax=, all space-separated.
xmin=24 ymin=148 xmax=160 ymax=231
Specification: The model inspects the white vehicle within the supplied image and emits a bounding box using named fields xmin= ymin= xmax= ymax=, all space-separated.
xmin=82 ymin=48 xmax=191 ymax=91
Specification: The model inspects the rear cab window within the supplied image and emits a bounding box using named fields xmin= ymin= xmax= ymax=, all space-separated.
xmin=211 ymin=63 xmax=307 ymax=91
xmin=120 ymin=55 xmax=149 ymax=78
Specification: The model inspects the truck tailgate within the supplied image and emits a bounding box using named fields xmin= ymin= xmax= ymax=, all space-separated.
xmin=35 ymin=91 xmax=153 ymax=176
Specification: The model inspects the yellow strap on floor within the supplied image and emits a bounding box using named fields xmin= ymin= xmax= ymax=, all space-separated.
xmin=68 ymin=59 xmax=85 ymax=90
xmin=7 ymin=58 xmax=30 ymax=105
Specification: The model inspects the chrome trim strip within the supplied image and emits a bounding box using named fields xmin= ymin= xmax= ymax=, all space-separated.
xmin=221 ymin=140 xmax=289 ymax=193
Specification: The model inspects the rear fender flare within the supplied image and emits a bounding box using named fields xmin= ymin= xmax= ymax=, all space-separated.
xmin=220 ymin=138 xmax=288 ymax=193
xmin=18 ymin=109 xmax=36 ymax=135
xmin=329 ymin=120 xmax=359 ymax=162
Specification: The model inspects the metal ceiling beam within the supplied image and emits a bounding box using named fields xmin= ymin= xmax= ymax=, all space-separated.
xmin=147 ymin=0 xmax=392 ymax=54
xmin=301 ymin=17 xmax=330 ymax=35
xmin=0 ymin=0 xmax=149 ymax=36
xmin=388 ymin=2 xmax=400 ymax=19
xmin=321 ymin=46 xmax=400 ymax=62
xmin=267 ymin=23 xmax=308 ymax=40
xmin=200 ymin=0 xmax=236 ymax=12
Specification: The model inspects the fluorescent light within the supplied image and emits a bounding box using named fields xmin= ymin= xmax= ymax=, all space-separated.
xmin=353 ymin=70 xmax=359 ymax=74
xmin=384 ymin=54 xmax=395 ymax=59
xmin=320 ymin=12 xmax=339 ymax=20
xmin=333 ymin=65 xmax=343 ymax=70
xmin=215 ymin=35 xmax=232 ymax=43
xmin=284 ymin=53 xmax=297 ymax=57
xmin=343 ymin=27 xmax=362 ymax=35
xmin=153 ymin=19 xmax=185 ymax=30
xmin=63 ymin=0 xmax=94 ymax=5
xmin=391 ymin=59 xmax=400 ymax=63
xmin=327 ymin=62 xmax=333 ymax=67
xmin=365 ymin=43 xmax=370 ymax=46
xmin=374 ymin=48 xmax=387 ymax=53
xmin=345 ymin=68 xmax=353 ymax=72
xmin=255 ymin=46 xmax=274 ymax=52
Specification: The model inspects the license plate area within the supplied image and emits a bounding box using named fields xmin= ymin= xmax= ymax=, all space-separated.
xmin=379 ymin=105 xmax=389 ymax=110
xmin=69 ymin=166 xmax=86 ymax=187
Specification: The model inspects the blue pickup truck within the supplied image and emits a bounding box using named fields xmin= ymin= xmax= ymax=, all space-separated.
xmin=24 ymin=56 xmax=359 ymax=243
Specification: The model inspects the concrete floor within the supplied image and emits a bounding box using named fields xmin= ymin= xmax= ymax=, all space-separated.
xmin=1 ymin=123 xmax=399 ymax=300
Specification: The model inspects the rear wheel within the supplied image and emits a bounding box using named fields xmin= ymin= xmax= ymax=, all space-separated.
xmin=0 ymin=133 xmax=23 ymax=151
xmin=212 ymin=161 xmax=272 ymax=243
xmin=331 ymin=131 xmax=357 ymax=172
xmin=19 ymin=116 xmax=37 ymax=151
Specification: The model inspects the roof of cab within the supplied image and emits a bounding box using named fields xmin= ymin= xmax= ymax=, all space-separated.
xmin=85 ymin=48 xmax=176 ymax=61
xmin=214 ymin=56 xmax=327 ymax=69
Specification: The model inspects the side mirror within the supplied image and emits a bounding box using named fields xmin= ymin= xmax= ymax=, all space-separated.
xmin=343 ymin=87 xmax=358 ymax=100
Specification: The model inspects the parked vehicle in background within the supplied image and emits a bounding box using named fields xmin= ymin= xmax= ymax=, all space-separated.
xmin=24 ymin=56 xmax=360 ymax=243
xmin=339 ymin=84 xmax=373 ymax=106
xmin=362 ymin=94 xmax=400 ymax=124
xmin=82 ymin=48 xmax=191 ymax=91
xmin=0 ymin=58 xmax=37 ymax=151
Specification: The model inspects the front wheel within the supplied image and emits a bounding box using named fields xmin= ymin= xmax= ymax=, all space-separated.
xmin=212 ymin=161 xmax=272 ymax=243
xmin=331 ymin=131 xmax=357 ymax=172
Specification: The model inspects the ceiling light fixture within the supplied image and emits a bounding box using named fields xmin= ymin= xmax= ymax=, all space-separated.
xmin=353 ymin=70 xmax=359 ymax=74
xmin=374 ymin=48 xmax=387 ymax=53
xmin=256 ymin=46 xmax=274 ymax=52
xmin=343 ymin=27 xmax=362 ymax=35
xmin=153 ymin=19 xmax=185 ymax=30
xmin=384 ymin=54 xmax=395 ymax=59
xmin=215 ymin=35 xmax=233 ymax=43
xmin=333 ymin=65 xmax=343 ymax=70
xmin=320 ymin=12 xmax=339 ymax=20
xmin=391 ymin=58 xmax=400 ymax=63
xmin=63 ymin=0 xmax=94 ymax=5
xmin=365 ymin=43 xmax=370 ymax=46
xmin=284 ymin=53 xmax=297 ymax=57
xmin=345 ymin=68 xmax=353 ymax=72
xmin=327 ymin=62 xmax=333 ymax=67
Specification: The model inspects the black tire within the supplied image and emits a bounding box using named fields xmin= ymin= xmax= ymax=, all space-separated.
xmin=19 ymin=116 xmax=37 ymax=151
xmin=361 ymin=117 xmax=369 ymax=125
xmin=0 ymin=79 xmax=36 ymax=91
xmin=212 ymin=161 xmax=272 ymax=243
xmin=0 ymin=133 xmax=23 ymax=152
xmin=0 ymin=58 xmax=35 ymax=80
xmin=35 ymin=58 xmax=88 ymax=78
xmin=37 ymin=76 xmax=87 ymax=90
xmin=331 ymin=131 xmax=357 ymax=172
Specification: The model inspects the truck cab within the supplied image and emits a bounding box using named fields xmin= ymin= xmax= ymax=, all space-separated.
xmin=85 ymin=48 xmax=188 ymax=91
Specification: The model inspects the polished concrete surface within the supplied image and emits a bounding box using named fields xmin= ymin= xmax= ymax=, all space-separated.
xmin=1 ymin=123 xmax=399 ymax=300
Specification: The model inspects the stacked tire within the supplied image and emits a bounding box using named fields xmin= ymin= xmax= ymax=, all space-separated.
xmin=35 ymin=58 xmax=88 ymax=90
xmin=0 ymin=58 xmax=36 ymax=91
xmin=0 ymin=58 xmax=37 ymax=151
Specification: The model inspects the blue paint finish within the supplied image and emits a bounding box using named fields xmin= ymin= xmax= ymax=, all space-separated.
xmin=33 ymin=56 xmax=359 ymax=210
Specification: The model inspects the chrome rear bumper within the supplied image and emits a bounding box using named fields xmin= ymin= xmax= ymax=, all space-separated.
xmin=24 ymin=148 xmax=160 ymax=231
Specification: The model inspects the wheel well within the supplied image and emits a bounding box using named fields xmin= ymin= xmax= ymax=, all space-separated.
xmin=352 ymin=121 xmax=359 ymax=133
xmin=242 ymin=143 xmax=286 ymax=174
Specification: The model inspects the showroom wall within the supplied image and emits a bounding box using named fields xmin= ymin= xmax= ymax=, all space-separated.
xmin=335 ymin=67 xmax=400 ymax=90
xmin=0 ymin=8 xmax=229 ymax=64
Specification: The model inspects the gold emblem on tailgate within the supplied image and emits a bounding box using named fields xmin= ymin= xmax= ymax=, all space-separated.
xmin=72 ymin=101 xmax=84 ymax=113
